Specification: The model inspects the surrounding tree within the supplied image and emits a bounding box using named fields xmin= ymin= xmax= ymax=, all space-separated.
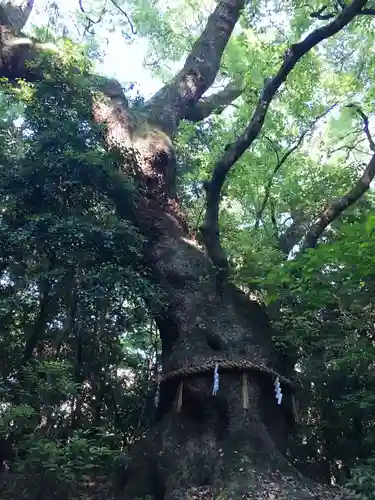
xmin=1 ymin=0 xmax=375 ymax=499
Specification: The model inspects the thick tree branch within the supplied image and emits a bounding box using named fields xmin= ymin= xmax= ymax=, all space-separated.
xmin=23 ymin=278 xmax=55 ymax=363
xmin=301 ymin=153 xmax=375 ymax=249
xmin=200 ymin=0 xmax=367 ymax=272
xmin=254 ymin=103 xmax=338 ymax=230
xmin=300 ymin=105 xmax=375 ymax=250
xmin=269 ymin=199 xmax=279 ymax=240
xmin=183 ymin=82 xmax=243 ymax=122
xmin=311 ymin=2 xmax=375 ymax=19
xmin=145 ymin=0 xmax=245 ymax=134
xmin=0 ymin=27 xmax=56 ymax=81
xmin=255 ymin=141 xmax=305 ymax=231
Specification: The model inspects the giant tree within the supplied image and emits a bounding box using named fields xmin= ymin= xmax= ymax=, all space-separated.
xmin=1 ymin=0 xmax=374 ymax=498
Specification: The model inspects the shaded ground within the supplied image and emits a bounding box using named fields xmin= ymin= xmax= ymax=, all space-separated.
xmin=1 ymin=470 xmax=355 ymax=500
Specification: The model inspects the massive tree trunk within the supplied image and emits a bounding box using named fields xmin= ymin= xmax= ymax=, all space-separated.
xmin=93 ymin=72 xmax=301 ymax=500
xmin=0 ymin=1 xmax=367 ymax=498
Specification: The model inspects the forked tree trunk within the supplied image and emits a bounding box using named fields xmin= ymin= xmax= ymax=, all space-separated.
xmin=0 ymin=1 xmax=360 ymax=498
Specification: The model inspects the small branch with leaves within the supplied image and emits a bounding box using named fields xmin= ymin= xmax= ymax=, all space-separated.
xmin=145 ymin=0 xmax=246 ymax=133
xmin=78 ymin=0 xmax=108 ymax=35
xmin=254 ymin=103 xmax=338 ymax=230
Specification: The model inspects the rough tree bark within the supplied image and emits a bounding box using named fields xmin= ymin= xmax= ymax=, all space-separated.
xmin=0 ymin=0 xmax=368 ymax=499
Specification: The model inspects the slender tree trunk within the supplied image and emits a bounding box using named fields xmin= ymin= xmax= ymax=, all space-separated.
xmin=23 ymin=280 xmax=51 ymax=362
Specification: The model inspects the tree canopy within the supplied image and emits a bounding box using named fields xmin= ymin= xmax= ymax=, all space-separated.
xmin=1 ymin=0 xmax=375 ymax=499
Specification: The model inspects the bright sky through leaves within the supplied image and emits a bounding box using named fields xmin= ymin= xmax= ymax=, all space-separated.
xmin=27 ymin=0 xmax=162 ymax=98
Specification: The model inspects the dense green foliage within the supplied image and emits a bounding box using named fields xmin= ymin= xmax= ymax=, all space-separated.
xmin=0 ymin=39 xmax=160 ymax=498
xmin=265 ymin=219 xmax=375 ymax=489
xmin=1 ymin=0 xmax=375 ymax=498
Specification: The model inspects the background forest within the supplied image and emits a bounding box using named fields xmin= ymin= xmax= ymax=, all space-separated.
xmin=1 ymin=0 xmax=375 ymax=499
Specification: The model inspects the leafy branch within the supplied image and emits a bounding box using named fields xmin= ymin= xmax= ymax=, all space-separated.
xmin=109 ymin=0 xmax=137 ymax=35
xmin=78 ymin=0 xmax=108 ymax=35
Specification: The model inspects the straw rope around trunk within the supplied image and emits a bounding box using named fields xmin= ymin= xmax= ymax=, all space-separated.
xmin=160 ymin=359 xmax=298 ymax=391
